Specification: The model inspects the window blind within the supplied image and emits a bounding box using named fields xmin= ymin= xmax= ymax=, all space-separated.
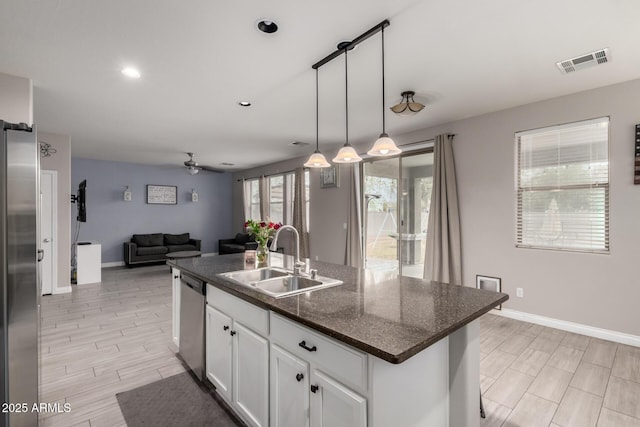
xmin=515 ymin=117 xmax=609 ymax=252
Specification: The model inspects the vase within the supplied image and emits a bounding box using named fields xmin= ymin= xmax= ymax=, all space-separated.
xmin=257 ymin=242 xmax=269 ymax=266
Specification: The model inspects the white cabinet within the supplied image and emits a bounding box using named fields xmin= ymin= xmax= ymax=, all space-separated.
xmin=269 ymin=313 xmax=367 ymax=427
xmin=206 ymin=285 xmax=269 ymax=427
xmin=270 ymin=344 xmax=310 ymax=427
xmin=310 ymin=369 xmax=367 ymax=427
xmin=171 ymin=268 xmax=181 ymax=348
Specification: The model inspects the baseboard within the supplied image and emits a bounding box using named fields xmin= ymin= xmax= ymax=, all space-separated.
xmin=53 ymin=285 xmax=72 ymax=294
xmin=494 ymin=308 xmax=640 ymax=348
xmin=202 ymin=252 xmax=217 ymax=257
xmin=102 ymin=261 xmax=125 ymax=268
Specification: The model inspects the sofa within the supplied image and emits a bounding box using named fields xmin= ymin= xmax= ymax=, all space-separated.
xmin=218 ymin=233 xmax=258 ymax=255
xmin=124 ymin=233 xmax=201 ymax=266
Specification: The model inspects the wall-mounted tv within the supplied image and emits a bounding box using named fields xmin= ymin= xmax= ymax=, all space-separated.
xmin=76 ymin=180 xmax=86 ymax=223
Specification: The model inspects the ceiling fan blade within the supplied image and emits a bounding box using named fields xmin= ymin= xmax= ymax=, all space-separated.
xmin=200 ymin=165 xmax=225 ymax=173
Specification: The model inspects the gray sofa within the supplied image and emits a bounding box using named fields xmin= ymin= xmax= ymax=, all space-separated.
xmin=218 ymin=233 xmax=258 ymax=255
xmin=124 ymin=233 xmax=201 ymax=266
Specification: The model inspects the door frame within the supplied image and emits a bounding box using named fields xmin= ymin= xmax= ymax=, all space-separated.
xmin=40 ymin=170 xmax=58 ymax=295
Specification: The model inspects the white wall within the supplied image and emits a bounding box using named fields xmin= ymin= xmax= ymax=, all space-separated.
xmin=0 ymin=72 xmax=32 ymax=124
xmin=234 ymin=78 xmax=640 ymax=338
xmin=40 ymin=132 xmax=72 ymax=292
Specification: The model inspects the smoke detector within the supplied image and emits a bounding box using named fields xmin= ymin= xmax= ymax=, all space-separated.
xmin=556 ymin=48 xmax=610 ymax=74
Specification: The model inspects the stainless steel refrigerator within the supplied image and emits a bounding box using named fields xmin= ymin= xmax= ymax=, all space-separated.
xmin=1 ymin=121 xmax=40 ymax=427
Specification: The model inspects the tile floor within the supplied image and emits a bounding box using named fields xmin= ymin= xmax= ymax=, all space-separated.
xmin=39 ymin=265 xmax=640 ymax=426
xmin=480 ymin=314 xmax=640 ymax=427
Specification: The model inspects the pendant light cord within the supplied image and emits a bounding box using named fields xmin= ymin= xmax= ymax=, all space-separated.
xmin=381 ymin=27 xmax=386 ymax=134
xmin=345 ymin=48 xmax=349 ymax=146
xmin=315 ymin=68 xmax=319 ymax=151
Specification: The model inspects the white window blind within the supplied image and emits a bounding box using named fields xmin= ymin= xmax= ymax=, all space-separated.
xmin=515 ymin=117 xmax=609 ymax=252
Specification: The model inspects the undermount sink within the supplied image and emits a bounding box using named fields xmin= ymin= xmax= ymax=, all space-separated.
xmin=218 ymin=267 xmax=343 ymax=298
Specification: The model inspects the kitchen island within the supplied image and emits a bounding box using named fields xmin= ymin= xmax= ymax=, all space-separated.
xmin=169 ymin=253 xmax=507 ymax=427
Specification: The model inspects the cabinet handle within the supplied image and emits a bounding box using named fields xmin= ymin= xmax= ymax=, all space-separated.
xmin=310 ymin=384 xmax=319 ymax=393
xmin=223 ymin=325 xmax=229 ymax=331
xmin=298 ymin=340 xmax=317 ymax=352
xmin=296 ymin=373 xmax=304 ymax=382
xmin=174 ymin=275 xmax=179 ymax=279
xmin=230 ymin=330 xmax=236 ymax=336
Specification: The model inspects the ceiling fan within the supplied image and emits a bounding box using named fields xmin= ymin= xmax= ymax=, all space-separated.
xmin=184 ymin=152 xmax=224 ymax=175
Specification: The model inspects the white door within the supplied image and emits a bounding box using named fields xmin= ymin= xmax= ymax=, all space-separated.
xmin=205 ymin=305 xmax=233 ymax=402
xmin=40 ymin=170 xmax=57 ymax=295
xmin=310 ymin=369 xmax=367 ymax=427
xmin=233 ymin=321 xmax=269 ymax=427
xmin=270 ymin=344 xmax=309 ymax=427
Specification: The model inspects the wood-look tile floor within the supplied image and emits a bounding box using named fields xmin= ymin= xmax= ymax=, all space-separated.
xmin=40 ymin=266 xmax=640 ymax=427
xmin=480 ymin=314 xmax=640 ymax=427
xmin=39 ymin=265 xmax=186 ymax=427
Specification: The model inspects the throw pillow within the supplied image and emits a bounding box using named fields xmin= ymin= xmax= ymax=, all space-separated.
xmin=164 ymin=233 xmax=190 ymax=245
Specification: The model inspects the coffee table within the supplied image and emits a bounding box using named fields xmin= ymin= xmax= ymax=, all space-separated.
xmin=166 ymin=251 xmax=202 ymax=261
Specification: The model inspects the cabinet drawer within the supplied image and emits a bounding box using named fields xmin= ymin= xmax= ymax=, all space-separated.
xmin=270 ymin=313 xmax=367 ymax=391
xmin=207 ymin=285 xmax=269 ymax=336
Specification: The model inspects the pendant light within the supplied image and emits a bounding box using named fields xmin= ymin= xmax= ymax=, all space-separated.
xmin=304 ymin=68 xmax=330 ymax=168
xmin=368 ymin=26 xmax=402 ymax=157
xmin=333 ymin=46 xmax=362 ymax=163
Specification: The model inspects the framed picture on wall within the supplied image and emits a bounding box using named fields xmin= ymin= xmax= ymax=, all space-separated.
xmin=146 ymin=185 xmax=177 ymax=205
xmin=320 ymin=166 xmax=339 ymax=188
xmin=476 ymin=275 xmax=502 ymax=310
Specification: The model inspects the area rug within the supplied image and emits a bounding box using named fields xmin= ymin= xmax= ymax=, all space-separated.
xmin=116 ymin=372 xmax=243 ymax=427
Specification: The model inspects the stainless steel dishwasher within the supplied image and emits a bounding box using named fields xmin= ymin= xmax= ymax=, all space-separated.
xmin=178 ymin=272 xmax=206 ymax=381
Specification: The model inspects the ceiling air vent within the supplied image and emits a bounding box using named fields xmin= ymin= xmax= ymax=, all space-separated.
xmin=556 ymin=48 xmax=610 ymax=74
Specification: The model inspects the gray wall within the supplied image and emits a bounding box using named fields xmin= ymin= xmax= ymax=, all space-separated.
xmin=72 ymin=158 xmax=233 ymax=263
xmin=40 ymin=132 xmax=72 ymax=292
xmin=233 ymin=78 xmax=640 ymax=337
xmin=0 ymin=72 xmax=32 ymax=124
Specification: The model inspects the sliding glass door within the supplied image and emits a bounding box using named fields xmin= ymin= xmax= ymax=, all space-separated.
xmin=363 ymin=151 xmax=433 ymax=279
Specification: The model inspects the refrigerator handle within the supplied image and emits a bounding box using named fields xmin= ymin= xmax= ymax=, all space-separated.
xmin=37 ymin=249 xmax=44 ymax=262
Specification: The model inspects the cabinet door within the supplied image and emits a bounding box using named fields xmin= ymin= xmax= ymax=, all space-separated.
xmin=171 ymin=268 xmax=181 ymax=348
xmin=233 ymin=321 xmax=269 ymax=427
xmin=206 ymin=305 xmax=233 ymax=402
xmin=310 ymin=370 xmax=367 ymax=427
xmin=270 ymin=344 xmax=310 ymax=427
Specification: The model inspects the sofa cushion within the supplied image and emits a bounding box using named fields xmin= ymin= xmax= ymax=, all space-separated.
xmin=136 ymin=246 xmax=169 ymax=256
xmin=132 ymin=233 xmax=164 ymax=247
xmin=166 ymin=244 xmax=198 ymax=253
xmin=235 ymin=233 xmax=250 ymax=245
xmin=164 ymin=233 xmax=190 ymax=245
xmin=219 ymin=243 xmax=246 ymax=254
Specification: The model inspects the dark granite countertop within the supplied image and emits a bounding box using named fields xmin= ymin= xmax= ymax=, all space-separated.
xmin=169 ymin=254 xmax=508 ymax=364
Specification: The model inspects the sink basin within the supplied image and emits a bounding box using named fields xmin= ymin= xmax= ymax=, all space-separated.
xmin=220 ymin=267 xmax=289 ymax=285
xmin=218 ymin=268 xmax=342 ymax=298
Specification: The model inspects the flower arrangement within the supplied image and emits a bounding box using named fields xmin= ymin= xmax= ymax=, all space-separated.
xmin=244 ymin=219 xmax=282 ymax=248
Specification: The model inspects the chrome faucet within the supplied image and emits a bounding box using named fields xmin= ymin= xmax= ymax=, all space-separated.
xmin=270 ymin=225 xmax=306 ymax=275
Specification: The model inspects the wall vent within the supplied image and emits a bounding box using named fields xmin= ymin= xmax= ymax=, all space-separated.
xmin=556 ymin=48 xmax=610 ymax=74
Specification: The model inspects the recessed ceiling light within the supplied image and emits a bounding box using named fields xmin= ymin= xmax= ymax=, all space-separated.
xmin=238 ymin=101 xmax=251 ymax=107
xmin=257 ymin=20 xmax=278 ymax=34
xmin=121 ymin=67 xmax=141 ymax=79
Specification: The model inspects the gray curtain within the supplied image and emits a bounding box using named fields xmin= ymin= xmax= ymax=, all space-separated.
xmin=345 ymin=164 xmax=363 ymax=268
xmin=292 ymin=168 xmax=310 ymax=259
xmin=424 ymin=134 xmax=462 ymax=285
xmin=241 ymin=178 xmax=249 ymax=224
xmin=259 ymin=175 xmax=269 ymax=221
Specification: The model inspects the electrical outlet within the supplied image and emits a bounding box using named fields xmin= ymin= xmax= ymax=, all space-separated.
xmin=315 ymin=255 xmax=319 ymax=261
xmin=516 ymin=288 xmax=524 ymax=298
xmin=343 ymin=222 xmax=347 ymax=230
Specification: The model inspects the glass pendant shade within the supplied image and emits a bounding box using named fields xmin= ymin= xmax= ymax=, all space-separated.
xmin=187 ymin=166 xmax=200 ymax=175
xmin=304 ymin=150 xmax=331 ymax=168
xmin=367 ymin=133 xmax=401 ymax=156
xmin=333 ymin=145 xmax=362 ymax=163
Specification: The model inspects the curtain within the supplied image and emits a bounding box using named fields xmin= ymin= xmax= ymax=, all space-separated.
xmin=259 ymin=175 xmax=269 ymax=221
xmin=292 ymin=168 xmax=310 ymax=259
xmin=241 ymin=179 xmax=249 ymax=224
xmin=424 ymin=134 xmax=462 ymax=285
xmin=345 ymin=164 xmax=363 ymax=268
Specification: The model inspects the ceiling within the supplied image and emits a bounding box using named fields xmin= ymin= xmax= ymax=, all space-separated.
xmin=2 ymin=0 xmax=639 ymax=171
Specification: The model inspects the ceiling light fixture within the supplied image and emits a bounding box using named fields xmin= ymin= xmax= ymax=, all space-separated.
xmin=238 ymin=101 xmax=251 ymax=107
xmin=121 ymin=67 xmax=141 ymax=79
xmin=257 ymin=20 xmax=278 ymax=34
xmin=332 ymin=44 xmax=362 ymax=164
xmin=187 ymin=165 xmax=200 ymax=175
xmin=367 ymin=26 xmax=401 ymax=157
xmin=304 ymin=68 xmax=330 ymax=168
xmin=390 ymin=91 xmax=425 ymax=117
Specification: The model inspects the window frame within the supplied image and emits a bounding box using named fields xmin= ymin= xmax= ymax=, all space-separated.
xmin=514 ymin=117 xmax=610 ymax=253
